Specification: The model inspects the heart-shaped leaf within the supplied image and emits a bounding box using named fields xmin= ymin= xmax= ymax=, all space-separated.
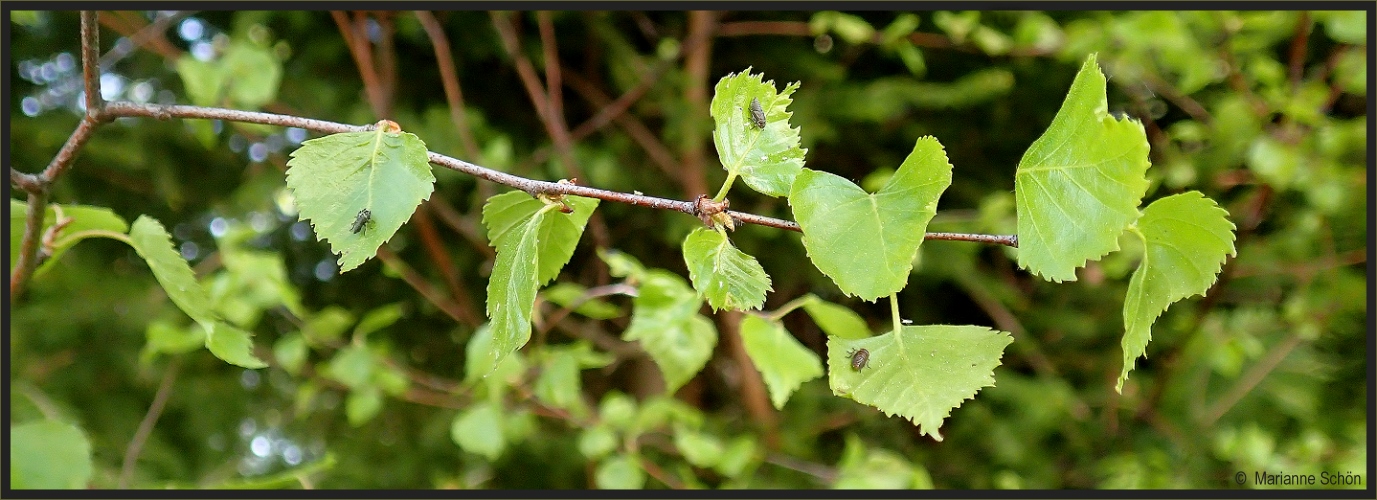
xmin=286 ymin=124 xmax=435 ymax=273
xmin=828 ymin=325 xmax=1012 ymax=441
xmin=789 ymin=136 xmax=953 ymax=301
xmin=1014 ymin=53 xmax=1151 ymax=282
xmin=682 ymin=227 xmax=772 ymax=311
xmin=1119 ymin=191 xmax=1236 ymax=391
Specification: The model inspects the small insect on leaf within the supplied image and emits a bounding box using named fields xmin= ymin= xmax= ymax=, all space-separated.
xmin=351 ymin=208 xmax=372 ymax=234
xmin=749 ymin=97 xmax=766 ymax=129
xmin=848 ymin=348 xmax=870 ymax=372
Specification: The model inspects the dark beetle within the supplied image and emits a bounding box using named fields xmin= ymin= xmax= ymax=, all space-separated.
xmin=351 ymin=208 xmax=371 ymax=234
xmin=749 ymin=97 xmax=766 ymax=129
xmin=847 ymin=348 xmax=870 ymax=372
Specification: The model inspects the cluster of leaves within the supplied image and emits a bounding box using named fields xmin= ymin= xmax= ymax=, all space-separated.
xmin=10 ymin=10 xmax=1365 ymax=490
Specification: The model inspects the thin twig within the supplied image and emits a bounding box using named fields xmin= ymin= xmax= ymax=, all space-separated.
xmin=559 ymin=67 xmax=681 ymax=183
xmin=410 ymin=204 xmax=475 ymax=323
xmin=98 ymin=11 xmax=190 ymax=69
xmin=98 ymin=101 xmax=1020 ymax=247
xmin=81 ymin=11 xmax=104 ymax=114
xmin=331 ymin=11 xmax=386 ymax=118
xmin=764 ymin=453 xmax=838 ymax=484
xmin=375 ymin=246 xmax=476 ymax=325
xmin=1286 ymin=12 xmax=1311 ymax=93
xmin=536 ymin=283 xmax=636 ymax=337
xmin=1200 ymin=334 xmax=1304 ymax=428
xmin=120 ymin=359 xmax=180 ymax=489
xmin=11 ymin=190 xmax=50 ymax=299
xmin=413 ymin=11 xmax=482 ymax=162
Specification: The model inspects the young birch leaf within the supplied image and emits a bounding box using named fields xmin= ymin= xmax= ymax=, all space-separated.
xmin=801 ymin=294 xmax=872 ymax=339
xmin=1014 ymin=53 xmax=1151 ymax=282
xmin=828 ymin=325 xmax=1012 ymax=441
xmin=286 ymin=125 xmax=435 ymax=273
xmin=484 ymin=191 xmax=599 ymax=284
xmin=9 ymin=201 xmax=129 ymax=276
xmin=595 ymin=453 xmax=646 ymax=489
xmin=478 ymin=192 xmax=600 ymax=375
xmin=128 ymin=216 xmax=266 ymax=368
xmin=205 ymin=323 xmax=270 ymax=370
xmin=1118 ymin=191 xmax=1236 ymax=391
xmin=623 ymin=271 xmax=718 ymax=393
xmin=483 ymin=211 xmax=544 ymax=375
xmin=10 ymin=420 xmax=93 ymax=489
xmin=711 ymin=68 xmax=807 ymax=197
xmin=451 ymin=401 xmax=506 ymax=461
xmin=682 ymin=227 xmax=772 ymax=311
xmin=790 ymin=136 xmax=953 ymax=301
xmin=740 ymin=315 xmax=825 ymax=409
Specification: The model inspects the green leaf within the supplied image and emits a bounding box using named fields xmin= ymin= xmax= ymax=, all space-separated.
xmin=623 ymin=271 xmax=719 ymax=393
xmin=1118 ymin=192 xmax=1236 ymax=391
xmin=221 ymin=41 xmax=282 ymax=108
xmin=273 ymin=334 xmax=308 ymax=375
xmin=828 ymin=325 xmax=1012 ymax=441
xmin=789 ymin=136 xmax=953 ymax=301
xmin=326 ymin=344 xmax=375 ymax=390
xmin=740 ymin=315 xmax=824 ymax=409
xmin=800 ymin=294 xmax=872 ymax=339
xmin=10 ymin=420 xmax=92 ymax=489
xmin=140 ymin=320 xmax=206 ymax=365
xmin=542 ymin=282 xmax=623 ymax=320
xmin=595 ymin=453 xmax=646 ymax=489
xmin=534 ymin=348 xmax=584 ymax=413
xmin=578 ymin=424 xmax=618 ymax=459
xmin=345 ymin=386 xmax=383 ymax=427
xmin=682 ymin=227 xmax=772 ymax=311
xmin=451 ymin=402 xmax=506 ymax=461
xmin=715 ymin=436 xmax=759 ymax=478
xmin=128 ymin=216 xmax=266 ymax=368
xmin=482 ymin=208 xmax=545 ymax=376
xmin=484 ymin=191 xmax=600 ymax=285
xmin=353 ymin=302 xmax=405 ymax=339
xmin=1014 ymin=53 xmax=1151 ymax=282
xmin=672 ymin=425 xmax=724 ymax=469
xmin=599 ymin=248 xmax=648 ymax=281
xmin=285 ymin=126 xmax=435 ymax=273
xmin=175 ymin=55 xmax=226 ymax=107
xmin=711 ymin=68 xmax=807 ymax=197
xmin=129 ymin=216 xmax=216 ymax=324
xmin=205 ymin=322 xmax=269 ymax=369
xmin=478 ymin=192 xmax=600 ymax=374
xmin=7 ymin=201 xmax=129 ymax=277
xmin=832 ymin=434 xmax=925 ymax=489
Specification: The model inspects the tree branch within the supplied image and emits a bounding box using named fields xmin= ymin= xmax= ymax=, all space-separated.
xmin=81 ymin=11 xmax=104 ymax=115
xmin=99 ymin=101 xmax=1020 ymax=247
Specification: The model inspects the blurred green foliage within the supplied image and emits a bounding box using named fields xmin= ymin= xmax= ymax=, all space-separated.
xmin=8 ymin=10 xmax=1368 ymax=490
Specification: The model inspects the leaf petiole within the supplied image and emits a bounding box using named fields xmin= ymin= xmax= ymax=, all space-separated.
xmin=711 ymin=172 xmax=737 ymax=202
xmin=889 ymin=294 xmax=903 ymax=342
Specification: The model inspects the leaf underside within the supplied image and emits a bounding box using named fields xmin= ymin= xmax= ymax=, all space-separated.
xmin=1118 ymin=191 xmax=1236 ymax=391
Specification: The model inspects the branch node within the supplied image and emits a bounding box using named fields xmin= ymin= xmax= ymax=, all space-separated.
xmin=692 ymin=194 xmax=734 ymax=230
